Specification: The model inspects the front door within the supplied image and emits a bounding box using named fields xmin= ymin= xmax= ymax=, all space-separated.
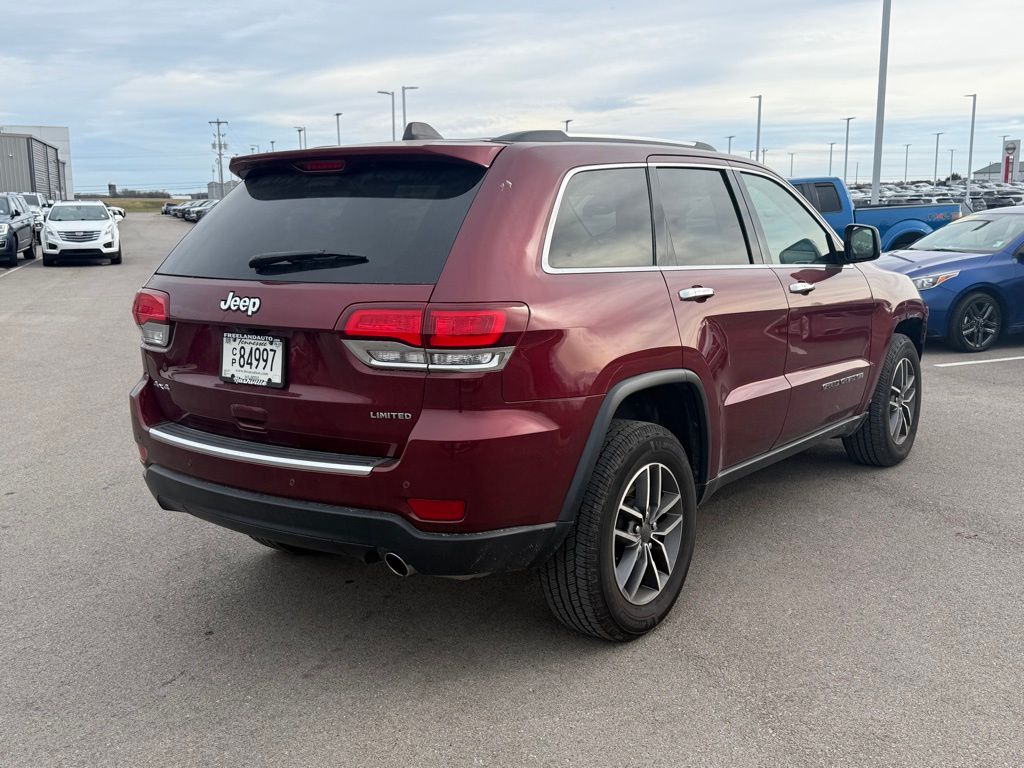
xmin=737 ymin=171 xmax=875 ymax=444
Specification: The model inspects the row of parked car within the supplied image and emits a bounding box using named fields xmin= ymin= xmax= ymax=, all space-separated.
xmin=161 ymin=199 xmax=219 ymax=222
xmin=847 ymin=180 xmax=1024 ymax=211
xmin=1 ymin=194 xmax=124 ymax=267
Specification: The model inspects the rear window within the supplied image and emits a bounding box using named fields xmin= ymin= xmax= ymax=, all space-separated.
xmin=158 ymin=158 xmax=487 ymax=284
xmin=813 ymin=183 xmax=842 ymax=213
xmin=548 ymin=168 xmax=654 ymax=269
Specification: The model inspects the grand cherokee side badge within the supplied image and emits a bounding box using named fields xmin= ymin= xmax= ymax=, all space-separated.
xmin=219 ymin=291 xmax=261 ymax=316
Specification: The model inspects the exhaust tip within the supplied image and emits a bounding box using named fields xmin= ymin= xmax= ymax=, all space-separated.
xmin=383 ymin=552 xmax=414 ymax=577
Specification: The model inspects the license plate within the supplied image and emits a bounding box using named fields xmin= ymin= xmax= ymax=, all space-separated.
xmin=221 ymin=333 xmax=286 ymax=388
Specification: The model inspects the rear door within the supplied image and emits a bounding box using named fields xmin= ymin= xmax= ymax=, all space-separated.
xmin=145 ymin=154 xmax=492 ymax=459
xmin=736 ymin=170 xmax=875 ymax=444
xmin=650 ymin=159 xmax=791 ymax=470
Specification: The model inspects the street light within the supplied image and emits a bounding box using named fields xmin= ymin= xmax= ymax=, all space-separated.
xmin=294 ymin=126 xmax=305 ymax=149
xmin=751 ymin=95 xmax=762 ymax=161
xmin=828 ymin=142 xmax=836 ymax=175
xmin=842 ymin=116 xmax=856 ymax=183
xmin=269 ymin=140 xmax=276 ymax=152
xmin=378 ymin=90 xmax=396 ymax=141
xmin=334 ymin=112 xmax=343 ymax=146
xmin=788 ymin=152 xmax=796 ymax=176
xmin=904 ymin=143 xmax=911 ymax=182
xmin=964 ymin=94 xmax=977 ymax=202
xmin=563 ymin=119 xmax=573 ymax=133
xmin=933 ymin=132 xmax=944 ymax=184
xmin=869 ymin=0 xmax=892 ymax=205
xmin=401 ymin=87 xmax=418 ymax=132
xmin=761 ymin=148 xmax=768 ymax=164
xmin=949 ymin=148 xmax=956 ymax=180
xmin=725 ymin=135 xmax=735 ymax=154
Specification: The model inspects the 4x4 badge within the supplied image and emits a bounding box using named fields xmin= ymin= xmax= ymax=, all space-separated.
xmin=219 ymin=291 xmax=261 ymax=316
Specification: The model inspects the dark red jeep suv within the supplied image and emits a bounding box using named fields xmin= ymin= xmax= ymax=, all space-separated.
xmin=130 ymin=126 xmax=926 ymax=640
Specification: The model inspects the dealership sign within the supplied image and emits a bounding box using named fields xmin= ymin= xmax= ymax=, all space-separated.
xmin=1005 ymin=139 xmax=1020 ymax=183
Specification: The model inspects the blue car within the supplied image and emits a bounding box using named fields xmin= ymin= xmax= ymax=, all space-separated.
xmin=877 ymin=207 xmax=1024 ymax=352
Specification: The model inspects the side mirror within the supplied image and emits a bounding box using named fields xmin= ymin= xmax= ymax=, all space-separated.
xmin=843 ymin=223 xmax=881 ymax=263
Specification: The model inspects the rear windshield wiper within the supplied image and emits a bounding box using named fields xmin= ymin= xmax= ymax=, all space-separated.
xmin=249 ymin=251 xmax=368 ymax=270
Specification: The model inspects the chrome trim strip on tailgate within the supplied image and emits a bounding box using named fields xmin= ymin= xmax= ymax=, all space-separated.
xmin=147 ymin=423 xmax=384 ymax=476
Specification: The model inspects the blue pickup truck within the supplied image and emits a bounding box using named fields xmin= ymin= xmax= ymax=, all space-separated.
xmin=791 ymin=177 xmax=961 ymax=251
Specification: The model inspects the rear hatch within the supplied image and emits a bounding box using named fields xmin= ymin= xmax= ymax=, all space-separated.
xmin=141 ymin=146 xmax=500 ymax=458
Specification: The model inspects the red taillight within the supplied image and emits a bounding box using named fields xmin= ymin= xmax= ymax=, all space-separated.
xmin=344 ymin=308 xmax=423 ymax=346
xmin=407 ymin=498 xmax=466 ymax=522
xmin=132 ymin=288 xmax=168 ymax=326
xmin=426 ymin=309 xmax=507 ymax=348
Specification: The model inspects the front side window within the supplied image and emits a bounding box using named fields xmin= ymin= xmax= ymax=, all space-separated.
xmin=742 ymin=174 xmax=835 ymax=265
xmin=656 ymin=168 xmax=751 ymax=266
xmin=548 ymin=168 xmax=654 ymax=269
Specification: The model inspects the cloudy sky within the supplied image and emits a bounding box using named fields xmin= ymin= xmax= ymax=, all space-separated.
xmin=3 ymin=0 xmax=1021 ymax=193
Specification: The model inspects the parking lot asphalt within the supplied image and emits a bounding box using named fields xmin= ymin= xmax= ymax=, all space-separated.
xmin=1 ymin=214 xmax=1022 ymax=767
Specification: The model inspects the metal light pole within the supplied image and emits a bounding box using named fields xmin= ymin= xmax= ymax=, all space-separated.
xmin=869 ymin=0 xmax=892 ymax=205
xmin=334 ymin=112 xmax=343 ymax=146
xmin=563 ymin=119 xmax=573 ymax=133
xmin=401 ymin=87 xmax=418 ymax=131
xmin=725 ymin=135 xmax=735 ymax=154
xmin=788 ymin=152 xmax=795 ymax=176
xmin=949 ymin=148 xmax=956 ymax=180
xmin=748 ymin=150 xmax=754 ymax=159
xmin=964 ymin=94 xmax=977 ymax=202
xmin=751 ymin=95 xmax=762 ymax=161
xmin=855 ymin=161 xmax=860 ymax=185
xmin=904 ymin=143 xmax=911 ymax=182
xmin=378 ymin=90 xmax=396 ymax=140
xmin=761 ymin=148 xmax=768 ymax=164
xmin=209 ymin=118 xmax=227 ymax=197
xmin=842 ymin=117 xmax=856 ymax=183
xmin=250 ymin=144 xmax=260 ymax=154
xmin=933 ymin=132 xmax=943 ymax=183
xmin=270 ymin=140 xmax=276 ymax=152
xmin=828 ymin=142 xmax=836 ymax=175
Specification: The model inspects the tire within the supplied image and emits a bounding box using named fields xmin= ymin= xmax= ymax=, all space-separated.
xmin=42 ymin=254 xmax=57 ymax=267
xmin=949 ymin=291 xmax=1002 ymax=352
xmin=843 ymin=333 xmax=921 ymax=467
xmin=2 ymin=248 xmax=15 ymax=268
xmin=110 ymin=249 xmax=122 ymax=265
xmin=22 ymin=242 xmax=35 ymax=259
xmin=540 ymin=419 xmax=697 ymax=641
xmin=249 ymin=535 xmax=314 ymax=554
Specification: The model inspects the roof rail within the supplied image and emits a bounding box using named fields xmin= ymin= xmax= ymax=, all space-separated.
xmin=491 ymin=130 xmax=715 ymax=152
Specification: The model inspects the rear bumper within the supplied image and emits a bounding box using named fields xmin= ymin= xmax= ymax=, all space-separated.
xmin=145 ymin=464 xmax=568 ymax=576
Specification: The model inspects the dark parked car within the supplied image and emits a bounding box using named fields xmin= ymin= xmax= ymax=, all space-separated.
xmin=1 ymin=192 xmax=36 ymax=267
xmin=184 ymin=200 xmax=217 ymax=221
xmin=879 ymin=206 xmax=1024 ymax=351
xmin=130 ymin=127 xmax=926 ymax=640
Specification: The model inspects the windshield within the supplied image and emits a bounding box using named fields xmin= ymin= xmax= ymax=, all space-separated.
xmin=159 ymin=157 xmax=487 ymax=284
xmin=910 ymin=214 xmax=1024 ymax=253
xmin=48 ymin=205 xmax=111 ymax=222
xmin=0 ymin=199 xmax=9 ymax=216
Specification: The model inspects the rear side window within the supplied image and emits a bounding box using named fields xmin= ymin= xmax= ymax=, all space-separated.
xmin=813 ymin=183 xmax=842 ymax=213
xmin=655 ymin=168 xmax=752 ymax=266
xmin=548 ymin=168 xmax=653 ymax=269
xmin=158 ymin=158 xmax=487 ymax=284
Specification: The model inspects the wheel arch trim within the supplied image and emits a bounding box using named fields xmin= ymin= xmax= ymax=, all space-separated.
xmin=557 ymin=370 xmax=710 ymax=525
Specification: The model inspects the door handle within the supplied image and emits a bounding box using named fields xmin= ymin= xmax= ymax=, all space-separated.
xmin=679 ymin=287 xmax=715 ymax=301
xmin=789 ymin=282 xmax=815 ymax=295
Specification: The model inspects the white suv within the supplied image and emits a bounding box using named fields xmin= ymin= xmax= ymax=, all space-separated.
xmin=42 ymin=201 xmax=122 ymax=266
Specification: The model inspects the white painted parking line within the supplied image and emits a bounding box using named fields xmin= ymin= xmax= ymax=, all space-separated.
xmin=934 ymin=355 xmax=1024 ymax=368
xmin=0 ymin=260 xmax=41 ymax=279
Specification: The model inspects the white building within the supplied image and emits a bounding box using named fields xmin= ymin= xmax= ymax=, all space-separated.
xmin=972 ymin=161 xmax=1023 ymax=182
xmin=1 ymin=125 xmax=74 ymax=196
